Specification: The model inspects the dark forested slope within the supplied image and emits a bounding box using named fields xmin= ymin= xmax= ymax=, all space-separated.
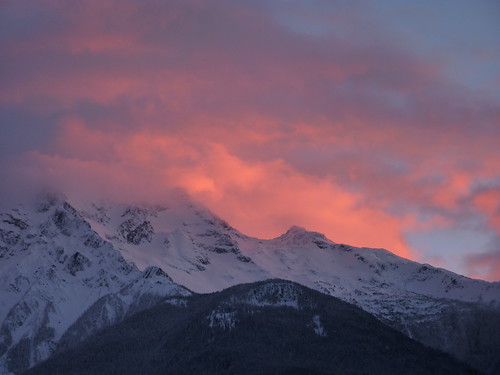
xmin=25 ymin=280 xmax=480 ymax=375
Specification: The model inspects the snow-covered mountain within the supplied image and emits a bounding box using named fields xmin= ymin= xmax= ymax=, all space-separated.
xmin=76 ymin=197 xmax=500 ymax=304
xmin=75 ymin=196 xmax=500 ymax=374
xmin=0 ymin=194 xmax=188 ymax=374
xmin=1 ymin=193 xmax=499 ymax=374
xmin=56 ymin=265 xmax=190 ymax=354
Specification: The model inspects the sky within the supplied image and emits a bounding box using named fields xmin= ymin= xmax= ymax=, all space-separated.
xmin=1 ymin=0 xmax=499 ymax=281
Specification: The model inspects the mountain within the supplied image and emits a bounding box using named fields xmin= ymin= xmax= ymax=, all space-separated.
xmin=0 ymin=194 xmax=189 ymax=374
xmin=77 ymin=198 xmax=499 ymax=308
xmin=1 ymin=193 xmax=499 ymax=374
xmin=24 ymin=280 xmax=480 ymax=375
xmin=56 ymin=265 xmax=190 ymax=353
xmin=76 ymin=197 xmax=500 ymax=373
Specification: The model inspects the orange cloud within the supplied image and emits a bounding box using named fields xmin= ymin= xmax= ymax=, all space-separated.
xmin=2 ymin=0 xmax=499 ymax=280
xmin=24 ymin=122 xmax=413 ymax=258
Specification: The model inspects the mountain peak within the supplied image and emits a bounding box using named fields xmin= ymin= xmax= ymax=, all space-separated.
xmin=286 ymin=225 xmax=307 ymax=233
xmin=276 ymin=225 xmax=332 ymax=249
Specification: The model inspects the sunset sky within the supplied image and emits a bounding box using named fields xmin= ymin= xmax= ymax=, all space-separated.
xmin=1 ymin=0 xmax=499 ymax=281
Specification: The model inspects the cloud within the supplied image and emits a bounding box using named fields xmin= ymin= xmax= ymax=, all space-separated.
xmin=465 ymin=246 xmax=500 ymax=282
xmin=1 ymin=124 xmax=412 ymax=256
xmin=1 ymin=0 xmax=499 ymax=280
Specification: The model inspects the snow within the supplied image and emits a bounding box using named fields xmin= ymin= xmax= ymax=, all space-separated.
xmin=239 ymin=282 xmax=302 ymax=309
xmin=163 ymin=298 xmax=188 ymax=307
xmin=208 ymin=310 xmax=237 ymax=330
xmin=312 ymin=315 xmax=326 ymax=337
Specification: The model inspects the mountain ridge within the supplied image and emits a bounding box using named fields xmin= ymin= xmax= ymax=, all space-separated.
xmin=1 ymin=193 xmax=499 ymax=374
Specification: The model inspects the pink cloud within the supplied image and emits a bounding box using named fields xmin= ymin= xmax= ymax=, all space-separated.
xmin=2 ymin=123 xmax=413 ymax=258
xmin=1 ymin=0 xmax=499 ymax=279
xmin=472 ymin=188 xmax=500 ymax=231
